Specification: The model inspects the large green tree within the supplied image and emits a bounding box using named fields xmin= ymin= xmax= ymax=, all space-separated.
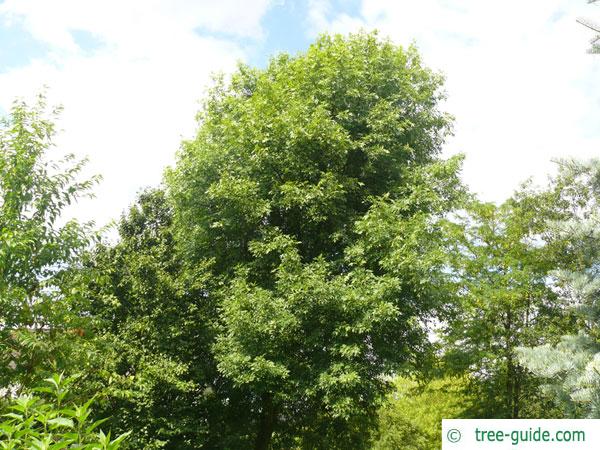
xmin=167 ymin=32 xmax=464 ymax=449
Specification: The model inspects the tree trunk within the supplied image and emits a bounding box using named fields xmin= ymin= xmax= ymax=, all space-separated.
xmin=254 ymin=393 xmax=276 ymax=450
xmin=504 ymin=310 xmax=516 ymax=418
xmin=512 ymin=370 xmax=521 ymax=419
xmin=506 ymin=357 xmax=514 ymax=417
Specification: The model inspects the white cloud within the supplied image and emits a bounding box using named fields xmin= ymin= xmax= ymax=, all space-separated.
xmin=0 ymin=0 xmax=273 ymax=50
xmin=309 ymin=0 xmax=600 ymax=202
xmin=0 ymin=0 xmax=274 ymax=227
xmin=2 ymin=0 xmax=599 ymax=229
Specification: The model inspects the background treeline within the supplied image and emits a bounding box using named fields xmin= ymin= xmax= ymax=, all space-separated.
xmin=1 ymin=32 xmax=599 ymax=449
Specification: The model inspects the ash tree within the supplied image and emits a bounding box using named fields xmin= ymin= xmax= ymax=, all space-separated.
xmin=167 ymin=32 xmax=464 ymax=449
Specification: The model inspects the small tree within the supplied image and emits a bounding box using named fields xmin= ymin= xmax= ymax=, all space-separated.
xmin=442 ymin=194 xmax=574 ymax=418
xmin=372 ymin=377 xmax=476 ymax=450
xmin=0 ymin=95 xmax=99 ymax=389
xmin=77 ymin=189 xmax=210 ymax=449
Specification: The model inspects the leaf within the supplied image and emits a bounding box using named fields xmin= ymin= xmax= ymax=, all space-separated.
xmin=47 ymin=417 xmax=74 ymax=429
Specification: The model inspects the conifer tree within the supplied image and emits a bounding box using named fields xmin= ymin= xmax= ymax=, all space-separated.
xmin=518 ymin=160 xmax=600 ymax=418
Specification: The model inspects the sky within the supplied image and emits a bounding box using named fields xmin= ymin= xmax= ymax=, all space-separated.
xmin=0 ymin=0 xmax=599 ymax=228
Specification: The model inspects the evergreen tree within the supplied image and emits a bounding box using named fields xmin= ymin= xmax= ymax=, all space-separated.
xmin=518 ymin=160 xmax=600 ymax=418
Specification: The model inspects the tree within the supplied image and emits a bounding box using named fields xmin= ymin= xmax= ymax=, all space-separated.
xmin=0 ymin=96 xmax=98 ymax=391
xmin=167 ymin=32 xmax=464 ymax=449
xmin=518 ymin=159 xmax=600 ymax=418
xmin=442 ymin=193 xmax=575 ymax=418
xmin=75 ymin=189 xmax=218 ymax=449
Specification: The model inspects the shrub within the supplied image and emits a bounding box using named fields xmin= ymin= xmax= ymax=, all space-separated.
xmin=0 ymin=373 xmax=130 ymax=449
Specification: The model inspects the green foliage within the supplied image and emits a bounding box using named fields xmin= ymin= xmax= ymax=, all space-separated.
xmin=372 ymin=377 xmax=475 ymax=450
xmin=518 ymin=159 xmax=600 ymax=418
xmin=0 ymin=373 xmax=129 ymax=449
xmin=3 ymin=30 xmax=591 ymax=450
xmin=0 ymin=95 xmax=99 ymax=389
xmin=69 ymin=189 xmax=210 ymax=449
xmin=165 ymin=31 xmax=463 ymax=448
xmin=442 ymin=193 xmax=575 ymax=418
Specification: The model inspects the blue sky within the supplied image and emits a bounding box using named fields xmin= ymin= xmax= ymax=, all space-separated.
xmin=249 ymin=0 xmax=362 ymax=67
xmin=0 ymin=0 xmax=599 ymax=226
xmin=0 ymin=21 xmax=44 ymax=70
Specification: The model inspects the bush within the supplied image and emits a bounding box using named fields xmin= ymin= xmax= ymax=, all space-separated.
xmin=0 ymin=373 xmax=130 ymax=449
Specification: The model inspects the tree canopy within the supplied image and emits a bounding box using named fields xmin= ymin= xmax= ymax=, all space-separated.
xmin=166 ymin=31 xmax=463 ymax=449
